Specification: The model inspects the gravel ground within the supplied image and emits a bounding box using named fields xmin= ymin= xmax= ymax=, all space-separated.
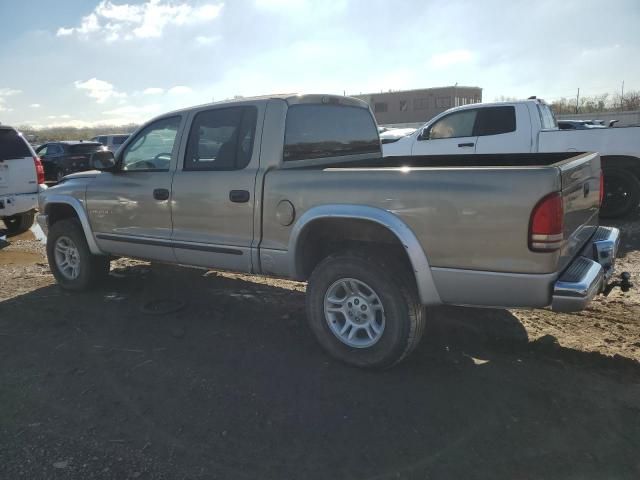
xmin=0 ymin=215 xmax=639 ymax=479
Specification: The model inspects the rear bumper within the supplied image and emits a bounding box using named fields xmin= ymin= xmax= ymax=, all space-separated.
xmin=551 ymin=226 xmax=620 ymax=312
xmin=0 ymin=192 xmax=38 ymax=218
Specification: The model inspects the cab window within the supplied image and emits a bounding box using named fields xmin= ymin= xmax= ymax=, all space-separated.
xmin=283 ymin=104 xmax=379 ymax=161
xmin=428 ymin=110 xmax=477 ymax=139
xmin=121 ymin=116 xmax=181 ymax=171
xmin=184 ymin=107 xmax=257 ymax=171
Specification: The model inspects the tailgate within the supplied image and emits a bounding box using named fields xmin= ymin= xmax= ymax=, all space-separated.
xmin=0 ymin=129 xmax=37 ymax=195
xmin=558 ymin=152 xmax=601 ymax=271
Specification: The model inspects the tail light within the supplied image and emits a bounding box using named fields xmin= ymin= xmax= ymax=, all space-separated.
xmin=529 ymin=192 xmax=564 ymax=252
xmin=33 ymin=156 xmax=45 ymax=185
xmin=599 ymin=170 xmax=604 ymax=206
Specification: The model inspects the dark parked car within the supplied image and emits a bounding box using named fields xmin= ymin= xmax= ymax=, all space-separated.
xmin=35 ymin=141 xmax=105 ymax=182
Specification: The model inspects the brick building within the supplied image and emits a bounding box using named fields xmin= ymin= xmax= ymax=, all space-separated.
xmin=355 ymin=86 xmax=482 ymax=125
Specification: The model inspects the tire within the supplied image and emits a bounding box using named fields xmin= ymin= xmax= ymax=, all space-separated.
xmin=46 ymin=218 xmax=110 ymax=291
xmin=56 ymin=169 xmax=65 ymax=183
xmin=306 ymin=252 xmax=426 ymax=368
xmin=600 ymin=168 xmax=640 ymax=218
xmin=3 ymin=211 xmax=35 ymax=235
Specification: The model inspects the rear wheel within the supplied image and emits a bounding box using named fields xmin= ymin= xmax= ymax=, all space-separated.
xmin=2 ymin=211 xmax=35 ymax=235
xmin=306 ymin=252 xmax=426 ymax=368
xmin=46 ymin=218 xmax=110 ymax=290
xmin=600 ymin=168 xmax=640 ymax=218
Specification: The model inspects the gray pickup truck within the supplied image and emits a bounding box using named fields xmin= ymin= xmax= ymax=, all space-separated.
xmin=37 ymin=94 xmax=621 ymax=368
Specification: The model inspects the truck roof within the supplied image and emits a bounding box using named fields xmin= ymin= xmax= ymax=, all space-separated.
xmin=156 ymin=93 xmax=370 ymax=118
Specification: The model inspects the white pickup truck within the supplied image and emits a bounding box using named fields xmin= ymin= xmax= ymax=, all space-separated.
xmin=382 ymin=99 xmax=640 ymax=218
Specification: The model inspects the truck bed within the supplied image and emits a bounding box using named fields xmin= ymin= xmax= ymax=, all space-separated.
xmin=290 ymin=152 xmax=588 ymax=169
xmin=264 ymin=151 xmax=601 ymax=287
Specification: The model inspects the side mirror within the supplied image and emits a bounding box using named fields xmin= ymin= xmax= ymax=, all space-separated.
xmin=91 ymin=150 xmax=116 ymax=170
xmin=418 ymin=128 xmax=430 ymax=141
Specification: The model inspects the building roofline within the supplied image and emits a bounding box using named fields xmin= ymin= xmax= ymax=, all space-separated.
xmin=354 ymin=86 xmax=482 ymax=97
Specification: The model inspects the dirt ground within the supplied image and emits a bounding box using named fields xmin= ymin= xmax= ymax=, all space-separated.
xmin=1 ymin=215 xmax=639 ymax=479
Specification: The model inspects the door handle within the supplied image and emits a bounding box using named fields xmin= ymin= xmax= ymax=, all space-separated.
xmin=458 ymin=142 xmax=475 ymax=148
xmin=153 ymin=188 xmax=170 ymax=200
xmin=229 ymin=190 xmax=250 ymax=203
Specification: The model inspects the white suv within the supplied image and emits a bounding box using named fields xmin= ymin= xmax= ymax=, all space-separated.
xmin=0 ymin=125 xmax=46 ymax=234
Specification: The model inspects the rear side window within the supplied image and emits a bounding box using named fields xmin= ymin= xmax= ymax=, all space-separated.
xmin=184 ymin=106 xmax=257 ymax=171
xmin=69 ymin=144 xmax=103 ymax=154
xmin=0 ymin=129 xmax=31 ymax=161
xmin=429 ymin=110 xmax=477 ymax=139
xmin=283 ymin=105 xmax=379 ymax=161
xmin=474 ymin=106 xmax=516 ymax=136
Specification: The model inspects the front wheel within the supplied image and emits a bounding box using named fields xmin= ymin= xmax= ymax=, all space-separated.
xmin=46 ymin=219 xmax=110 ymax=290
xmin=600 ymin=168 xmax=640 ymax=218
xmin=306 ymin=253 xmax=426 ymax=368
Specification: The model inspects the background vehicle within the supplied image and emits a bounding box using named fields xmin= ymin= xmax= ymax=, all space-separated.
xmin=383 ymin=99 xmax=640 ymax=217
xmin=91 ymin=134 xmax=130 ymax=152
xmin=0 ymin=125 xmax=45 ymax=235
xmin=36 ymin=141 xmax=105 ymax=182
xmin=37 ymin=94 xmax=619 ymax=368
xmin=558 ymin=120 xmax=607 ymax=130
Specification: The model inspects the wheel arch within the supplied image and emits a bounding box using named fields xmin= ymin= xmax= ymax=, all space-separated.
xmin=288 ymin=204 xmax=442 ymax=305
xmin=600 ymin=155 xmax=640 ymax=178
xmin=43 ymin=194 xmax=103 ymax=255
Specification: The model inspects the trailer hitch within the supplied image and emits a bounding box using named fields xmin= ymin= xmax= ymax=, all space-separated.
xmin=603 ymin=272 xmax=633 ymax=296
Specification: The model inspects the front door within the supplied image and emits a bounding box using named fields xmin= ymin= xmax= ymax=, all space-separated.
xmin=170 ymin=105 xmax=261 ymax=273
xmin=86 ymin=115 xmax=184 ymax=262
xmin=412 ymin=108 xmax=478 ymax=155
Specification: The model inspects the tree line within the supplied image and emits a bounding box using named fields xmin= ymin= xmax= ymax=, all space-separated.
xmin=496 ymin=90 xmax=640 ymax=115
xmin=18 ymin=124 xmax=139 ymax=143
xmin=550 ymin=91 xmax=640 ymax=115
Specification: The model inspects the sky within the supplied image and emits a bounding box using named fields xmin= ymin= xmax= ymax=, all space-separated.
xmin=0 ymin=0 xmax=638 ymax=128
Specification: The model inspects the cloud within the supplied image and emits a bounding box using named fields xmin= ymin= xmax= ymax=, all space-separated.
xmin=143 ymin=87 xmax=164 ymax=95
xmin=195 ymin=35 xmax=220 ymax=46
xmin=75 ymin=78 xmax=127 ymax=103
xmin=429 ymin=49 xmax=473 ymax=68
xmin=168 ymin=85 xmax=192 ymax=95
xmin=255 ymin=0 xmax=305 ymax=8
xmin=0 ymin=88 xmax=21 ymax=112
xmin=0 ymin=88 xmax=21 ymax=97
xmin=102 ymin=104 xmax=161 ymax=115
xmin=30 ymin=103 xmax=41 ymax=108
xmin=57 ymin=0 xmax=224 ymax=41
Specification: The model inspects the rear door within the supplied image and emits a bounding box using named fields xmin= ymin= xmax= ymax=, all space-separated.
xmin=0 ymin=128 xmax=37 ymax=196
xmin=170 ymin=105 xmax=261 ymax=272
xmin=412 ymin=108 xmax=477 ymax=155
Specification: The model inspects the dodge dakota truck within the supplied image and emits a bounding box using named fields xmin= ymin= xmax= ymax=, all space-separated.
xmin=37 ymin=94 xmax=622 ymax=368
xmin=382 ymin=98 xmax=640 ymax=218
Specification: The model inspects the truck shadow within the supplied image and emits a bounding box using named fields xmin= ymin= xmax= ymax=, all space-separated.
xmin=601 ymin=208 xmax=640 ymax=257
xmin=1 ymin=263 xmax=639 ymax=479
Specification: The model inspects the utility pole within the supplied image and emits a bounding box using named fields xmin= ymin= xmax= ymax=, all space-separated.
xmin=575 ymin=88 xmax=580 ymax=114
xmin=621 ymin=80 xmax=625 ymax=112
